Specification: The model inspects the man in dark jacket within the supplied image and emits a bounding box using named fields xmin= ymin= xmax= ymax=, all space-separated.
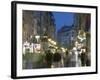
xmin=53 ymin=51 xmax=62 ymax=68
xmin=45 ymin=50 xmax=53 ymax=68
xmin=81 ymin=50 xmax=87 ymax=66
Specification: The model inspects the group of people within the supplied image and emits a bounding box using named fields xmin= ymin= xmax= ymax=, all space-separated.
xmin=65 ymin=48 xmax=91 ymax=67
xmin=45 ymin=50 xmax=63 ymax=68
xmin=23 ymin=47 xmax=91 ymax=69
xmin=44 ymin=47 xmax=91 ymax=68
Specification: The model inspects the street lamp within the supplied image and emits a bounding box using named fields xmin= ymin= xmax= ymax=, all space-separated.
xmin=61 ymin=47 xmax=66 ymax=52
xmin=48 ymin=38 xmax=56 ymax=45
xmin=35 ymin=35 xmax=40 ymax=43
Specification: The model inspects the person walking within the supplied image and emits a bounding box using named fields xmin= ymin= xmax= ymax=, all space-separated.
xmin=45 ymin=50 xmax=53 ymax=68
xmin=69 ymin=47 xmax=79 ymax=67
xmin=70 ymin=51 xmax=76 ymax=67
xmin=80 ymin=49 xmax=87 ymax=66
xmin=86 ymin=48 xmax=91 ymax=66
xmin=64 ymin=50 xmax=70 ymax=67
xmin=52 ymin=51 xmax=62 ymax=68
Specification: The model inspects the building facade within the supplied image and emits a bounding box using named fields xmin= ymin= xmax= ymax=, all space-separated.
xmin=23 ymin=11 xmax=56 ymax=42
xmin=74 ymin=13 xmax=91 ymax=49
xmin=57 ymin=25 xmax=77 ymax=49
xmin=22 ymin=10 xmax=56 ymax=53
xmin=74 ymin=13 xmax=91 ymax=32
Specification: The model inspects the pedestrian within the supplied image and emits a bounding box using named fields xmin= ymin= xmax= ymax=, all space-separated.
xmin=80 ymin=49 xmax=87 ymax=66
xmin=45 ymin=50 xmax=53 ymax=68
xmin=70 ymin=51 xmax=77 ymax=67
xmin=24 ymin=51 xmax=33 ymax=69
xmin=60 ymin=50 xmax=65 ymax=67
xmin=52 ymin=51 xmax=62 ymax=68
xmin=69 ymin=47 xmax=80 ymax=67
xmin=86 ymin=54 xmax=91 ymax=66
xmin=76 ymin=48 xmax=82 ymax=67
xmin=64 ymin=50 xmax=70 ymax=67
xmin=86 ymin=48 xmax=91 ymax=66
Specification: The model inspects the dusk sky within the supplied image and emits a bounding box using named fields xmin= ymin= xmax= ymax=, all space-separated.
xmin=53 ymin=12 xmax=74 ymax=31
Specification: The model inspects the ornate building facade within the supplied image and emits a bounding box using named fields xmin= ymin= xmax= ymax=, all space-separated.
xmin=74 ymin=13 xmax=91 ymax=49
xmin=22 ymin=10 xmax=56 ymax=43
xmin=22 ymin=10 xmax=56 ymax=53
xmin=74 ymin=13 xmax=91 ymax=32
